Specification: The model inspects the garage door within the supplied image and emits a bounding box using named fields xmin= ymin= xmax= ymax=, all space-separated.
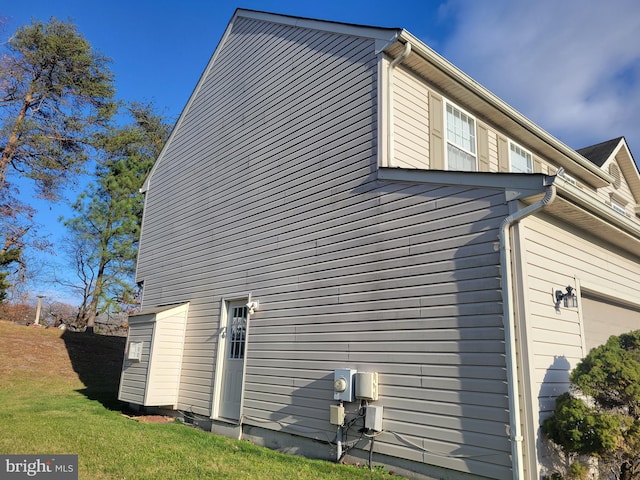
xmin=582 ymin=292 xmax=640 ymax=352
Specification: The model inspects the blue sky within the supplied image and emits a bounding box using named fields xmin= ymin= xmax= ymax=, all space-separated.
xmin=3 ymin=0 xmax=640 ymax=304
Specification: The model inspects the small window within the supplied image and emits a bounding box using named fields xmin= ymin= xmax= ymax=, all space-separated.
xmin=445 ymin=102 xmax=477 ymax=171
xmin=509 ymin=141 xmax=533 ymax=173
xmin=611 ymin=200 xmax=627 ymax=216
xmin=127 ymin=342 xmax=143 ymax=362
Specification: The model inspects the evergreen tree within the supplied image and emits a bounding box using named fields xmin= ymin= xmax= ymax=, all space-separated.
xmin=0 ymin=17 xmax=115 ymax=196
xmin=64 ymin=102 xmax=171 ymax=331
xmin=543 ymin=330 xmax=640 ymax=479
xmin=0 ymin=18 xmax=115 ymax=300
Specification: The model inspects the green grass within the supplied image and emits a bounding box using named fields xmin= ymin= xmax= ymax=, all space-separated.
xmin=0 ymin=322 xmax=393 ymax=479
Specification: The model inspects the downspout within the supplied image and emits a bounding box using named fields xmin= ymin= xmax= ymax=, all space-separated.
xmin=387 ymin=42 xmax=411 ymax=167
xmin=499 ymin=177 xmax=557 ymax=479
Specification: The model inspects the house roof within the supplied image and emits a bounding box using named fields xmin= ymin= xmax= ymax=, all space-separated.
xmin=143 ymin=9 xmax=621 ymax=194
xmin=577 ymin=137 xmax=625 ymax=167
xmin=236 ymin=10 xmax=615 ymax=188
xmin=235 ymin=8 xmax=400 ymax=40
xmin=574 ymin=137 xmax=640 ymax=203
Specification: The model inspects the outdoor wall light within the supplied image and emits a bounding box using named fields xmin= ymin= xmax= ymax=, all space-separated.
xmin=246 ymin=300 xmax=259 ymax=314
xmin=555 ymin=286 xmax=578 ymax=308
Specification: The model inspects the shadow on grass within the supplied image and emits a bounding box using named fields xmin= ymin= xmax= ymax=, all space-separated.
xmin=61 ymin=330 xmax=127 ymax=411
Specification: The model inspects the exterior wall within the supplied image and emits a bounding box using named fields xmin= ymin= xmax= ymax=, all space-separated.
xmin=145 ymin=308 xmax=188 ymax=406
xmin=516 ymin=212 xmax=640 ymax=476
xmin=594 ymin=156 xmax=637 ymax=217
xmin=392 ymin=65 xmax=429 ymax=169
xmin=136 ymin=15 xmax=516 ymax=480
xmin=137 ymin=15 xmax=383 ymax=414
xmin=119 ymin=319 xmax=154 ymax=405
xmin=243 ymin=183 xmax=513 ymax=480
xmin=388 ymin=65 xmax=640 ymax=228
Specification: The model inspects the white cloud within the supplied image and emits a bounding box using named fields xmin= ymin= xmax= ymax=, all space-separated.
xmin=439 ymin=0 xmax=640 ymax=156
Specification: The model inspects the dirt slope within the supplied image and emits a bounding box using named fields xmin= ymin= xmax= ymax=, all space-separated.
xmin=0 ymin=320 xmax=126 ymax=405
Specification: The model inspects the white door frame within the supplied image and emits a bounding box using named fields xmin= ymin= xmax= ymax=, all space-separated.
xmin=211 ymin=294 xmax=253 ymax=422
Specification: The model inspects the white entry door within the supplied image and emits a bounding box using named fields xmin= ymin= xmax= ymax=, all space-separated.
xmin=218 ymin=302 xmax=248 ymax=421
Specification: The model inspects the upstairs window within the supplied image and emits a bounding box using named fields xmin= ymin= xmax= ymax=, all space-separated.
xmin=445 ymin=102 xmax=477 ymax=171
xmin=510 ymin=141 xmax=533 ymax=173
xmin=609 ymin=193 xmax=628 ymax=216
xmin=611 ymin=200 xmax=627 ymax=216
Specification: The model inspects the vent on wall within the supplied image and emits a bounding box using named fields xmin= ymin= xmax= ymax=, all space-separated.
xmin=127 ymin=341 xmax=143 ymax=362
xmin=609 ymin=163 xmax=622 ymax=189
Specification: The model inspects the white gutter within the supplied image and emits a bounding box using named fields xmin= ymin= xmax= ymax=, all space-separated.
xmin=499 ymin=177 xmax=557 ymax=480
xmin=387 ymin=42 xmax=411 ymax=167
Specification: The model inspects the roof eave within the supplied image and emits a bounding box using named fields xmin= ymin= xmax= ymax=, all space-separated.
xmin=378 ymin=167 xmax=552 ymax=201
xmin=553 ymin=174 xmax=640 ymax=240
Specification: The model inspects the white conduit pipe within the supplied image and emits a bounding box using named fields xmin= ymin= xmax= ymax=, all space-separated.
xmin=499 ymin=180 xmax=557 ymax=479
xmin=387 ymin=42 xmax=412 ymax=167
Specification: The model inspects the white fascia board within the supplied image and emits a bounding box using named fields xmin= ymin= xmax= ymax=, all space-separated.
xmin=236 ymin=9 xmax=400 ymax=45
xmin=129 ymin=303 xmax=190 ymax=319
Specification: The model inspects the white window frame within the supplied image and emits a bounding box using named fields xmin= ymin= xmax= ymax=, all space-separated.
xmin=509 ymin=141 xmax=533 ymax=173
xmin=444 ymin=100 xmax=477 ymax=171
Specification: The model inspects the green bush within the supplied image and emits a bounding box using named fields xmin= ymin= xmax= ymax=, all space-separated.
xmin=542 ymin=330 xmax=640 ymax=480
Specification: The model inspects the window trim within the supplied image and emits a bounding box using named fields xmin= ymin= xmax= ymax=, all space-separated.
xmin=509 ymin=140 xmax=533 ymax=174
xmin=444 ymin=100 xmax=478 ymax=171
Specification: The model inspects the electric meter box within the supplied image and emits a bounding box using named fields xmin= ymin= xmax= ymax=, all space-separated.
xmin=333 ymin=368 xmax=357 ymax=402
xmin=355 ymin=371 xmax=379 ymax=401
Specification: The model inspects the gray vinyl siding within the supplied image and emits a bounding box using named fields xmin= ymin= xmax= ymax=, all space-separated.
xmin=246 ymin=183 xmax=511 ymax=480
xmin=137 ymin=16 xmax=382 ymax=411
xmin=136 ymin=15 xmax=512 ymax=480
xmin=118 ymin=321 xmax=154 ymax=405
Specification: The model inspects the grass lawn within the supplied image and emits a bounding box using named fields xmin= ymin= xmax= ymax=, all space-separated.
xmin=0 ymin=321 xmax=394 ymax=479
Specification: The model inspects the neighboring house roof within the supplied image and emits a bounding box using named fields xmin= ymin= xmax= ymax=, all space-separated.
xmin=577 ymin=137 xmax=625 ymax=167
